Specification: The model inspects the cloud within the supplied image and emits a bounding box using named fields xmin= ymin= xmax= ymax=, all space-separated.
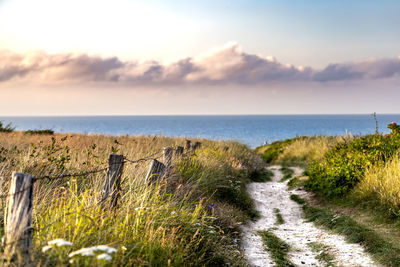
xmin=1 ymin=43 xmax=400 ymax=86
xmin=314 ymin=57 xmax=400 ymax=82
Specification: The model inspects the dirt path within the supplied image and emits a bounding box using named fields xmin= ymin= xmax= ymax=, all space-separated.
xmin=241 ymin=166 xmax=378 ymax=267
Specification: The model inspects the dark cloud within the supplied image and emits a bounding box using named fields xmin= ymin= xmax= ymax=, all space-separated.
xmin=1 ymin=44 xmax=400 ymax=85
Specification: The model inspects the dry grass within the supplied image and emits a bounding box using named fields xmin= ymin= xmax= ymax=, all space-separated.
xmin=356 ymin=156 xmax=400 ymax=212
xmin=275 ymin=136 xmax=345 ymax=166
xmin=0 ymin=132 xmax=263 ymax=266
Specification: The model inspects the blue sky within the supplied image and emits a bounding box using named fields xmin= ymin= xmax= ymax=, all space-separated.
xmin=0 ymin=0 xmax=400 ymax=115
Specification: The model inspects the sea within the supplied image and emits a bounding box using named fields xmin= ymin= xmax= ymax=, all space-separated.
xmin=1 ymin=114 xmax=400 ymax=148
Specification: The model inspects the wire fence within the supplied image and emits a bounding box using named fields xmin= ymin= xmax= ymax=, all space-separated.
xmin=0 ymin=149 xmax=166 ymax=199
xmin=0 ymin=142 xmax=199 ymax=252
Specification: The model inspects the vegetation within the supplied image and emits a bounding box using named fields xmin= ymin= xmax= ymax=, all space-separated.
xmin=0 ymin=132 xmax=264 ymax=266
xmin=279 ymin=167 xmax=294 ymax=182
xmin=257 ymin=136 xmax=342 ymax=167
xmin=0 ymin=121 xmax=14 ymax=133
xmin=306 ymin=132 xmax=400 ymax=197
xmin=25 ymin=129 xmax=55 ymax=135
xmin=274 ymin=208 xmax=285 ymax=225
xmin=290 ymin=194 xmax=400 ymax=266
xmin=258 ymin=230 xmax=294 ymax=267
xmin=256 ymin=137 xmax=305 ymax=163
xmin=307 ymin=242 xmax=335 ymax=267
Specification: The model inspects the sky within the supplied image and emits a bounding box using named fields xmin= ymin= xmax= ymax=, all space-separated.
xmin=1 ymin=0 xmax=400 ymax=115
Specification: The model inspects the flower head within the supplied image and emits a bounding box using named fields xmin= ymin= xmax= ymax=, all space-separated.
xmin=97 ymin=253 xmax=112 ymax=261
xmin=48 ymin=238 xmax=73 ymax=247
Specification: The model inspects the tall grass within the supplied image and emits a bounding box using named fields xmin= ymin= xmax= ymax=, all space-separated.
xmin=0 ymin=132 xmax=263 ymax=266
xmin=275 ymin=136 xmax=344 ymax=166
xmin=356 ymin=156 xmax=400 ymax=216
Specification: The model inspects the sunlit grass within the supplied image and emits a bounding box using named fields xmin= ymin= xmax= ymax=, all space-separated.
xmin=0 ymin=132 xmax=263 ymax=266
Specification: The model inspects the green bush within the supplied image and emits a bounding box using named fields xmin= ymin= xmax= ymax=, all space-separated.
xmin=25 ymin=129 xmax=55 ymax=135
xmin=306 ymin=133 xmax=400 ymax=197
xmin=0 ymin=121 xmax=14 ymax=132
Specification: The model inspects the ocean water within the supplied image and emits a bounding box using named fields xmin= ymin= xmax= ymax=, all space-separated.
xmin=1 ymin=115 xmax=400 ymax=148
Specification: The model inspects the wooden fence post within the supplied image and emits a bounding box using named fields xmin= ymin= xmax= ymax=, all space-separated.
xmin=163 ymin=147 xmax=173 ymax=169
xmin=175 ymin=146 xmax=184 ymax=157
xmin=4 ymin=172 xmax=34 ymax=258
xmin=101 ymin=154 xmax=124 ymax=209
xmin=192 ymin=142 xmax=202 ymax=151
xmin=145 ymin=159 xmax=166 ymax=184
xmin=185 ymin=140 xmax=191 ymax=151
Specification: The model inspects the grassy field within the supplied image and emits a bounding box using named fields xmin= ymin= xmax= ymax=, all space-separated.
xmin=0 ymin=132 xmax=265 ymax=266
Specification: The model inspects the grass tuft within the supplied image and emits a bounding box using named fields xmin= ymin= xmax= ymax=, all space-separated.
xmin=279 ymin=167 xmax=294 ymax=182
xmin=258 ymin=230 xmax=294 ymax=267
xmin=290 ymin=194 xmax=306 ymax=205
xmin=274 ymin=208 xmax=285 ymax=225
xmin=308 ymin=242 xmax=336 ymax=267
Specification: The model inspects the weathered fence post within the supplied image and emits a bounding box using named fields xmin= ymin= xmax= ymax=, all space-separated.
xmin=145 ymin=159 xmax=166 ymax=184
xmin=175 ymin=146 xmax=184 ymax=157
xmin=192 ymin=142 xmax=202 ymax=151
xmin=163 ymin=147 xmax=173 ymax=169
xmin=101 ymin=154 xmax=124 ymax=208
xmin=185 ymin=140 xmax=191 ymax=151
xmin=4 ymin=172 xmax=34 ymax=258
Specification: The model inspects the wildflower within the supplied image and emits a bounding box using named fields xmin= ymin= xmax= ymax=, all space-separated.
xmin=121 ymin=246 xmax=127 ymax=251
xmin=97 ymin=253 xmax=112 ymax=261
xmin=193 ymin=223 xmax=201 ymax=227
xmin=208 ymin=230 xmax=216 ymax=234
xmin=69 ymin=245 xmax=117 ymax=257
xmin=170 ymin=211 xmax=177 ymax=215
xmin=92 ymin=245 xmax=117 ymax=254
xmin=69 ymin=248 xmax=95 ymax=257
xmin=391 ymin=122 xmax=397 ymax=125
xmin=48 ymin=238 xmax=73 ymax=247
xmin=42 ymin=245 xmax=52 ymax=253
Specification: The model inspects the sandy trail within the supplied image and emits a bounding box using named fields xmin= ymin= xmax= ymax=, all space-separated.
xmin=241 ymin=166 xmax=378 ymax=267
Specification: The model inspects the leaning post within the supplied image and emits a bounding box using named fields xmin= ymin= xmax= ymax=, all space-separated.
xmin=101 ymin=154 xmax=124 ymax=209
xmin=4 ymin=172 xmax=34 ymax=259
xmin=145 ymin=159 xmax=166 ymax=184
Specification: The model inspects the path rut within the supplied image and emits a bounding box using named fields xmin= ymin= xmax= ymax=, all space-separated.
xmin=241 ymin=166 xmax=378 ymax=267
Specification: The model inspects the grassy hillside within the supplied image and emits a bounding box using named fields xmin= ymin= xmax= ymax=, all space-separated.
xmin=0 ymin=132 xmax=265 ymax=266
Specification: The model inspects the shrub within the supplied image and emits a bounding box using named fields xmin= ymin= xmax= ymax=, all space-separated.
xmin=25 ymin=129 xmax=55 ymax=135
xmin=306 ymin=134 xmax=400 ymax=197
xmin=0 ymin=121 xmax=14 ymax=132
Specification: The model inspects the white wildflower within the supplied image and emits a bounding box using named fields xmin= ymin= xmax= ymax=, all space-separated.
xmin=193 ymin=223 xmax=201 ymax=227
xmin=42 ymin=245 xmax=52 ymax=253
xmin=69 ymin=245 xmax=116 ymax=257
xmin=170 ymin=211 xmax=177 ymax=215
xmin=48 ymin=238 xmax=73 ymax=247
xmin=92 ymin=245 xmax=117 ymax=254
xmin=208 ymin=226 xmax=215 ymax=229
xmin=97 ymin=253 xmax=112 ymax=261
xmin=69 ymin=259 xmax=74 ymax=264
xmin=208 ymin=230 xmax=216 ymax=234
xmin=69 ymin=248 xmax=95 ymax=257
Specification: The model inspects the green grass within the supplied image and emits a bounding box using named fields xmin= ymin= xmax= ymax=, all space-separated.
xmin=289 ymin=193 xmax=400 ymax=266
xmin=258 ymin=230 xmax=295 ymax=267
xmin=302 ymin=205 xmax=400 ymax=266
xmin=0 ymin=133 xmax=264 ymax=266
xmin=279 ymin=167 xmax=294 ymax=182
xmin=249 ymin=168 xmax=273 ymax=182
xmin=308 ymin=242 xmax=336 ymax=267
xmin=290 ymin=194 xmax=306 ymax=205
xmin=274 ymin=208 xmax=285 ymax=225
